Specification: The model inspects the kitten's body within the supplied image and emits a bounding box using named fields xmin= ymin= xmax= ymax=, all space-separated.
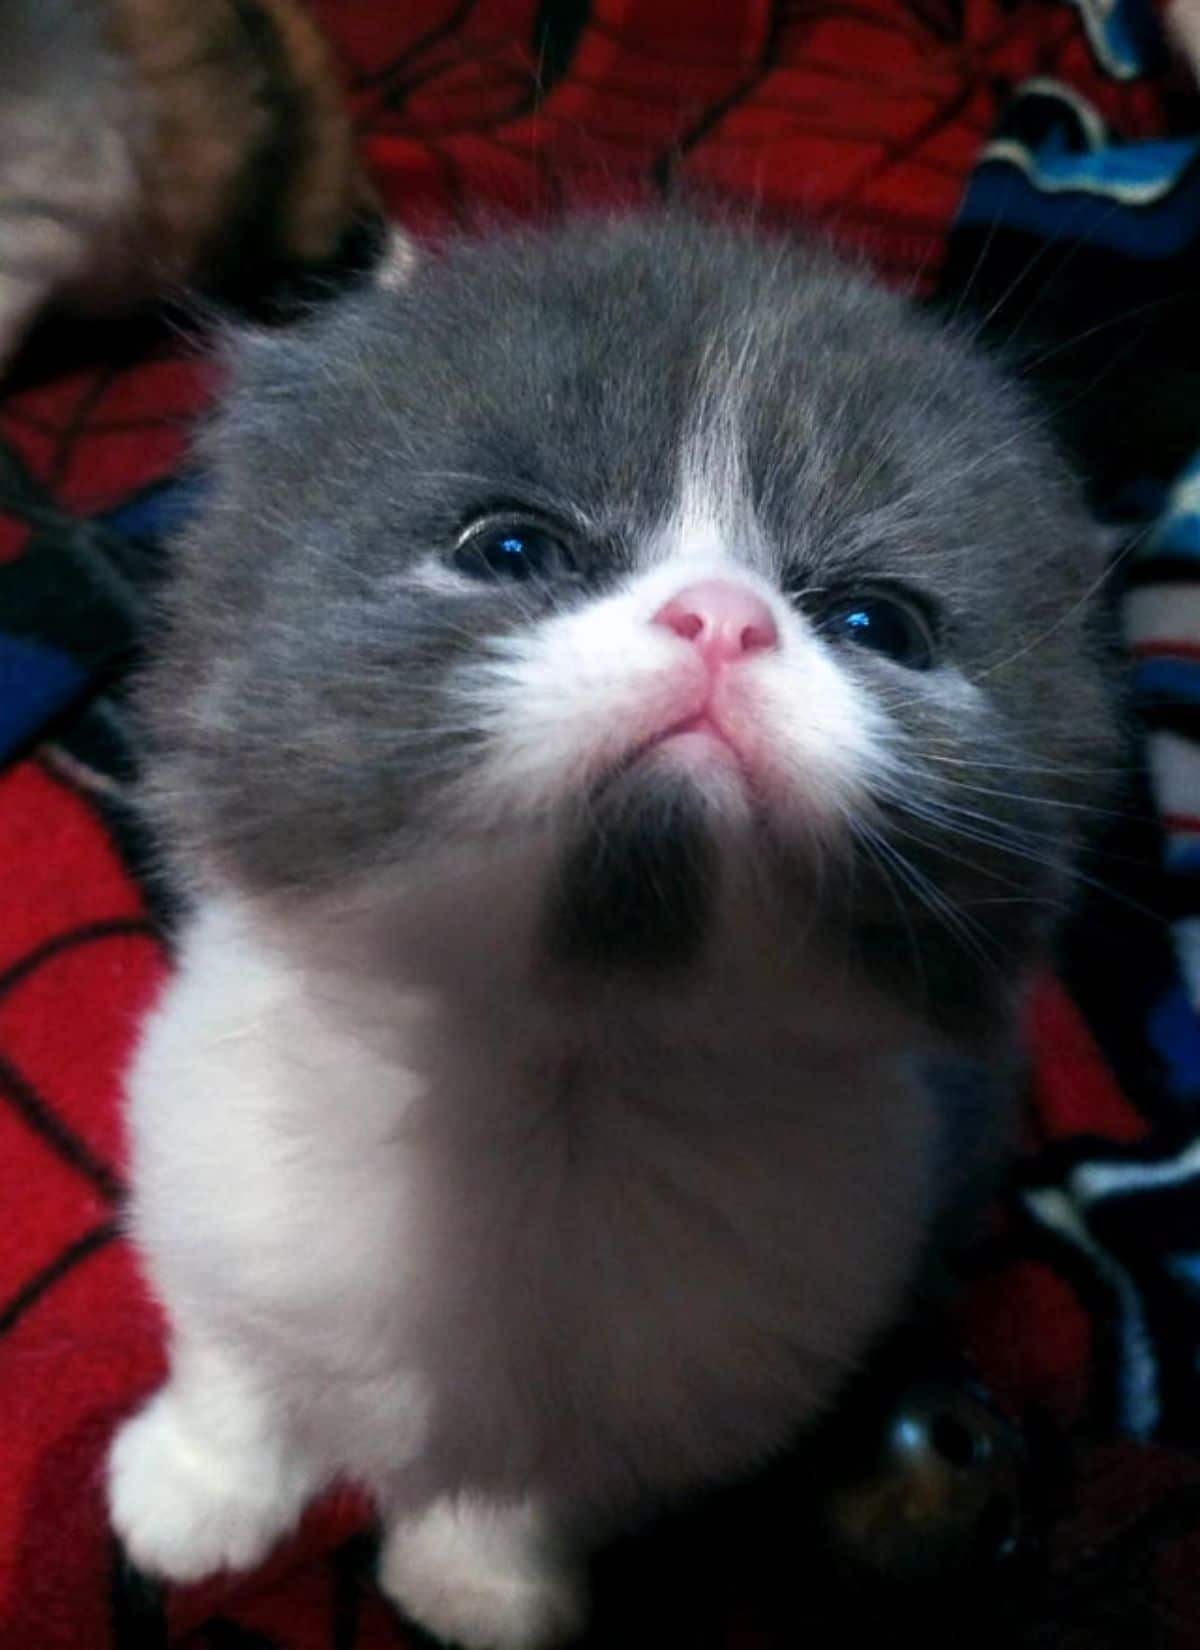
xmin=131 ymin=883 xmax=931 ymax=1499
xmin=107 ymin=214 xmax=1113 ymax=1649
xmin=0 ymin=0 xmax=369 ymax=372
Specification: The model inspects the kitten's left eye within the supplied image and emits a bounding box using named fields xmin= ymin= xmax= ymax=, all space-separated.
xmin=819 ymin=591 xmax=937 ymax=670
xmin=453 ymin=518 xmax=577 ymax=583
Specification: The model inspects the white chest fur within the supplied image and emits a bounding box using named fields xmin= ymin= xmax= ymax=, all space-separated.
xmin=123 ymin=891 xmax=935 ymax=1515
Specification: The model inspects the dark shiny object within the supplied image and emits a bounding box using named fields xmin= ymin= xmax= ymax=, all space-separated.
xmin=454 ymin=517 xmax=576 ymax=582
xmin=824 ymin=1380 xmax=1025 ymax=1580
xmin=822 ymin=590 xmax=936 ymax=669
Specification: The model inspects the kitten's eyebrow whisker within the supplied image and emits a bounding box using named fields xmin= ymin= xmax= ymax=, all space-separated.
xmin=837 ymin=241 xmax=1111 ymax=516
xmin=398 ymin=470 xmax=591 ymax=530
xmin=896 ymin=324 xmax=1162 ymax=512
xmin=944 ymin=205 xmax=1006 ymax=331
xmin=1013 ymin=291 xmax=1185 ymax=380
xmin=974 ymin=522 xmax=1149 ymax=681
xmin=954 ymin=193 xmax=1128 ymax=359
xmin=873 ymin=515 xmax=1150 ymax=701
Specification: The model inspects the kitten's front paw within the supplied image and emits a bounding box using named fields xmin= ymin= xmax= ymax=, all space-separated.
xmin=380 ymin=1498 xmax=585 ymax=1650
xmin=107 ymin=1392 xmax=303 ymax=1584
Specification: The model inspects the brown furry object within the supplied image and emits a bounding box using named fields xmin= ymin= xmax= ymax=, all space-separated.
xmin=1168 ymin=0 xmax=1200 ymax=81
xmin=0 ymin=0 xmax=374 ymax=371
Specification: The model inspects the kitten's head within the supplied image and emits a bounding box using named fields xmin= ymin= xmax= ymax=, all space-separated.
xmin=145 ymin=212 xmax=1116 ymax=1026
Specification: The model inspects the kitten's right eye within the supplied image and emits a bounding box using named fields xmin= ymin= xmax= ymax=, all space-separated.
xmin=453 ymin=518 xmax=577 ymax=583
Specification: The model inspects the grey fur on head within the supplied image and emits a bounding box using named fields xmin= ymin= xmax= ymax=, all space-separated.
xmin=141 ymin=208 xmax=1116 ymax=1033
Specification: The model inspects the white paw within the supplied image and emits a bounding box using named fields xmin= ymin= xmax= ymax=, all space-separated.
xmin=379 ymin=1499 xmax=585 ymax=1650
xmin=107 ymin=1392 xmax=302 ymax=1584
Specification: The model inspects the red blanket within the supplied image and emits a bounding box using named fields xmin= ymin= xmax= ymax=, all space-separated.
xmin=1 ymin=3 xmax=1195 ymax=1646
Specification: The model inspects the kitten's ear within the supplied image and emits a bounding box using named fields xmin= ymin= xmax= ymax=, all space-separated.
xmin=198 ymin=258 xmax=412 ymax=491
xmin=198 ymin=310 xmax=346 ymax=483
xmin=373 ymin=225 xmax=420 ymax=291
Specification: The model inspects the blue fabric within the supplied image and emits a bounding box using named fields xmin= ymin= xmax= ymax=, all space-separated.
xmin=943 ymin=36 xmax=1200 ymax=1440
xmin=0 ymin=634 xmax=87 ymax=762
xmin=1151 ymin=987 xmax=1200 ymax=1103
xmin=1133 ymin=659 xmax=1200 ymax=710
xmin=1166 ymin=840 xmax=1200 ymax=876
xmin=102 ymin=475 xmax=207 ymax=543
xmin=0 ymin=475 xmax=200 ymax=768
xmin=962 ymin=138 xmax=1200 ymax=258
xmin=1065 ymin=0 xmax=1159 ymax=79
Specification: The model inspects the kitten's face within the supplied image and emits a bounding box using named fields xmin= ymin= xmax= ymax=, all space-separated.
xmin=148 ymin=214 xmax=1114 ymax=1015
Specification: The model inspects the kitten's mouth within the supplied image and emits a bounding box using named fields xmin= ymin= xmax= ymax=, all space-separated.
xmin=642 ymin=707 xmax=752 ymax=778
xmin=656 ymin=710 xmax=730 ymax=746
xmin=593 ymin=691 xmax=763 ymax=807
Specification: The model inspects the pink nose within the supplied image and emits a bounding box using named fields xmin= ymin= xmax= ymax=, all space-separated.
xmin=652 ymin=579 xmax=779 ymax=666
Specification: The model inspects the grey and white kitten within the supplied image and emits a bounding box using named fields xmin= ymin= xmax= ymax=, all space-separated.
xmin=106 ymin=211 xmax=1114 ymax=1650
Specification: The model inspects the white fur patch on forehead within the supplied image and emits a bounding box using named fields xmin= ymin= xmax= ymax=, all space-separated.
xmin=653 ymin=347 xmax=771 ymax=577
